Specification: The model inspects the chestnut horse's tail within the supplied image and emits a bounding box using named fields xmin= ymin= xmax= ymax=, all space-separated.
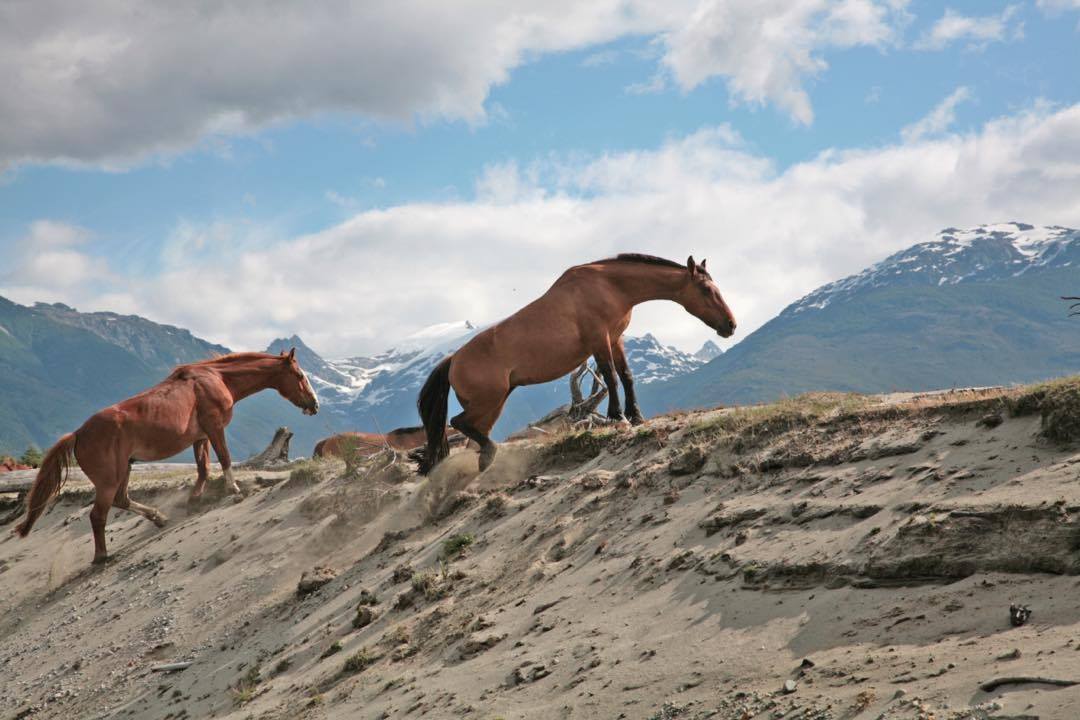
xmin=417 ymin=356 xmax=453 ymax=475
xmin=14 ymin=432 xmax=77 ymax=537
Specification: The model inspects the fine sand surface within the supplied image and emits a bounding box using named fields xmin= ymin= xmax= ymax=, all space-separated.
xmin=2 ymin=381 xmax=1080 ymax=720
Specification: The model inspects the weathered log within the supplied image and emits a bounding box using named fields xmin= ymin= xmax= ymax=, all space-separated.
xmin=240 ymin=427 xmax=293 ymax=469
xmin=150 ymin=661 xmax=194 ymax=672
xmin=979 ymin=676 xmax=1079 ymax=692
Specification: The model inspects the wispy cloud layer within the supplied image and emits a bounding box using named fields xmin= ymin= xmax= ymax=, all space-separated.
xmin=915 ymin=5 xmax=1023 ymax=50
xmin=1 ymin=1 xmax=911 ymax=168
xmin=4 ymin=103 xmax=1080 ymax=357
xmin=900 ymin=86 xmax=973 ymax=141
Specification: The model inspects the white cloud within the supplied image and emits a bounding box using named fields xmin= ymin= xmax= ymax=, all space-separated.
xmin=900 ymin=86 xmax=973 ymax=142
xmin=0 ymin=221 xmax=113 ymax=303
xmin=1037 ymin=0 xmax=1080 ymax=10
xmin=915 ymin=5 xmax=1022 ymax=50
xmin=6 ymin=103 xmax=1080 ymax=357
xmin=661 ymin=0 xmax=910 ymax=125
xmin=1 ymin=0 xmax=910 ymax=168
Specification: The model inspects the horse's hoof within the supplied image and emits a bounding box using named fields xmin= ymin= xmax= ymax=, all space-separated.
xmin=478 ymin=445 xmax=498 ymax=472
xmin=92 ymin=555 xmax=110 ymax=565
xmin=628 ymin=414 xmax=645 ymax=426
xmin=153 ymin=514 xmax=169 ymax=528
xmin=229 ymin=484 xmax=242 ymax=495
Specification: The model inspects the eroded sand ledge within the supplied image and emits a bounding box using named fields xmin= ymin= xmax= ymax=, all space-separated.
xmin=2 ymin=378 xmax=1080 ymax=720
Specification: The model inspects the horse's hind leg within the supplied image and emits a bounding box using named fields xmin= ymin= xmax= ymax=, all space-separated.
xmin=75 ymin=442 xmax=121 ymax=565
xmin=450 ymin=392 xmax=508 ymax=473
xmin=113 ymin=462 xmax=168 ymax=528
xmin=189 ymin=439 xmax=211 ymax=499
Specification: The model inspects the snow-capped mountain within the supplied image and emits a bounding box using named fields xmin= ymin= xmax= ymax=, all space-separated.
xmin=643 ymin=221 xmax=1080 ymax=414
xmin=624 ymin=334 xmax=707 ymax=383
xmin=788 ymin=223 xmax=1080 ymax=316
xmin=693 ymin=340 xmax=722 ymax=362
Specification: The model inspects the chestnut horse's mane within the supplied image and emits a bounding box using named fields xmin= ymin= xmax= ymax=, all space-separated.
xmin=596 ymin=253 xmax=685 ymax=269
xmin=595 ymin=253 xmax=712 ymax=279
xmin=169 ymin=352 xmax=284 ymax=377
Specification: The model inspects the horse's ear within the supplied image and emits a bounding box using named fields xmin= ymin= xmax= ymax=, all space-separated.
xmin=686 ymin=255 xmax=697 ymax=274
xmin=700 ymin=258 xmax=707 ymax=270
xmin=288 ymin=348 xmax=296 ymax=361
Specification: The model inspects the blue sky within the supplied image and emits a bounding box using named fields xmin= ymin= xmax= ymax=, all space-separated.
xmin=2 ymin=1 xmax=1080 ymax=356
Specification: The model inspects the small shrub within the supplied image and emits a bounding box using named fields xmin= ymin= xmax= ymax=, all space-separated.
xmin=353 ymin=605 xmax=377 ymax=629
xmin=342 ymin=647 xmax=374 ymax=674
xmin=274 ymin=658 xmax=292 ymax=674
xmin=484 ymin=493 xmax=509 ymax=516
xmin=284 ymin=463 xmax=321 ymax=490
xmin=1039 ymin=380 xmax=1080 ymax=443
xmin=441 ymin=533 xmax=475 ymax=561
xmin=19 ymin=445 xmax=42 ymax=468
xmin=409 ymin=571 xmax=447 ymax=601
xmin=543 ymin=428 xmax=616 ymax=464
xmin=230 ymin=665 xmax=261 ymax=706
xmin=320 ymin=640 xmax=343 ymax=659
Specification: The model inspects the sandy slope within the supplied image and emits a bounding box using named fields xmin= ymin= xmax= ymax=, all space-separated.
xmin=3 ymin=384 xmax=1080 ymax=720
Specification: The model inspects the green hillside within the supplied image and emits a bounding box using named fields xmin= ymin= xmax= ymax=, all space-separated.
xmin=642 ymin=266 xmax=1080 ymax=413
xmin=0 ymin=298 xmax=325 ymax=460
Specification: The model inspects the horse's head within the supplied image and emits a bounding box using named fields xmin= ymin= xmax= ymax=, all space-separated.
xmin=679 ymin=256 xmax=736 ymax=338
xmin=277 ymin=348 xmax=320 ymax=415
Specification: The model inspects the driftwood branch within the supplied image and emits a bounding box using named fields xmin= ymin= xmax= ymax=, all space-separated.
xmin=979 ymin=676 xmax=1080 ymax=692
xmin=150 ymin=661 xmax=194 ymax=672
xmin=240 ymin=427 xmax=293 ymax=469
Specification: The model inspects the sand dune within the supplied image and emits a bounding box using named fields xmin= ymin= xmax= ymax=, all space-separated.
xmin=3 ymin=380 xmax=1080 ymax=720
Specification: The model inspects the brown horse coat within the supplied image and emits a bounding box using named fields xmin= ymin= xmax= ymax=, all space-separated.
xmin=14 ymin=350 xmax=319 ymax=564
xmin=418 ymin=254 xmax=735 ymax=473
xmin=313 ymin=427 xmax=464 ymax=459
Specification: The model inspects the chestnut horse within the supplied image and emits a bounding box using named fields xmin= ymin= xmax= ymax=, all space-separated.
xmin=14 ymin=350 xmax=319 ymax=564
xmin=313 ymin=427 xmax=466 ymax=459
xmin=418 ymin=254 xmax=736 ymax=474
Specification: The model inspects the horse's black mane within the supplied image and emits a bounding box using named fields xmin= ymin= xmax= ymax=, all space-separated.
xmin=599 ymin=253 xmax=685 ymax=269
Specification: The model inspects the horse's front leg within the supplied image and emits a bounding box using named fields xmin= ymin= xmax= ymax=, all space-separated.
xmin=204 ymin=426 xmax=239 ymax=494
xmin=611 ymin=339 xmax=644 ymax=425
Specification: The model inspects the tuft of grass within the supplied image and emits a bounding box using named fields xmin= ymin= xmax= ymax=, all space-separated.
xmin=410 ymin=571 xmax=447 ymax=601
xmin=542 ymin=428 xmax=617 ymax=463
xmin=853 ymin=690 xmax=876 ymax=712
xmin=342 ymin=647 xmax=374 ymax=674
xmin=440 ymin=533 xmax=475 ymax=561
xmin=284 ymin=462 xmax=322 ymax=490
xmin=1010 ymin=375 xmax=1080 ymax=443
xmin=230 ymin=665 xmax=261 ymax=707
xmin=688 ymin=392 xmax=872 ymax=446
xmin=320 ymin=640 xmax=343 ymax=659
xmin=274 ymin=658 xmax=292 ymax=675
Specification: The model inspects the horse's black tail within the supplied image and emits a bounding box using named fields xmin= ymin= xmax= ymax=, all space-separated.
xmin=417 ymin=355 xmax=453 ymax=475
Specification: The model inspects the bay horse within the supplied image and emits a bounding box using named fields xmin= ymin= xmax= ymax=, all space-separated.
xmin=14 ymin=349 xmax=319 ymax=564
xmin=313 ymin=427 xmax=465 ymax=459
xmin=418 ymin=254 xmax=736 ymax=474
